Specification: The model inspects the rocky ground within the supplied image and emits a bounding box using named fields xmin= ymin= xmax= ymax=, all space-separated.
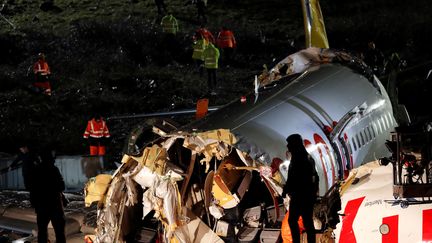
xmin=0 ymin=0 xmax=432 ymax=164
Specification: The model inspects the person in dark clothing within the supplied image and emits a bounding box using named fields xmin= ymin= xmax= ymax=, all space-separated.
xmin=363 ymin=41 xmax=385 ymax=75
xmin=283 ymin=134 xmax=318 ymax=243
xmin=8 ymin=143 xmax=39 ymax=191
xmin=32 ymin=149 xmax=66 ymax=243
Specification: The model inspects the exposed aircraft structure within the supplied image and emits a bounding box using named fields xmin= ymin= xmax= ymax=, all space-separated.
xmin=84 ymin=48 xmax=413 ymax=242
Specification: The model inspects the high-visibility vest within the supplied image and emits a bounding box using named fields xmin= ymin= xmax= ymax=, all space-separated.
xmin=217 ymin=30 xmax=236 ymax=49
xmin=203 ymin=43 xmax=220 ymax=69
xmin=192 ymin=38 xmax=208 ymax=61
xmin=161 ymin=15 xmax=179 ymax=34
xmin=83 ymin=119 xmax=111 ymax=138
xmin=33 ymin=60 xmax=50 ymax=75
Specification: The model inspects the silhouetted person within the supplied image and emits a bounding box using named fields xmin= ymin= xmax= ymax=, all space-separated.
xmin=363 ymin=41 xmax=385 ymax=75
xmin=32 ymin=149 xmax=66 ymax=243
xmin=283 ymin=134 xmax=318 ymax=243
xmin=8 ymin=143 xmax=39 ymax=191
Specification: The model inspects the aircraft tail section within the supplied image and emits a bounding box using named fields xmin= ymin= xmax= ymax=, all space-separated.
xmin=301 ymin=0 xmax=329 ymax=49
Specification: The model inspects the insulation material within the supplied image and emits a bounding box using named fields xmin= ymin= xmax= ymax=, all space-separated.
xmin=209 ymin=204 xmax=224 ymax=219
xmin=133 ymin=164 xmax=158 ymax=188
xmin=122 ymin=162 xmax=142 ymax=206
xmin=258 ymin=47 xmax=351 ymax=87
xmin=95 ymin=176 xmax=127 ymax=243
xmin=93 ymin=128 xmax=275 ymax=243
xmin=197 ymin=129 xmax=237 ymax=145
xmin=129 ymin=144 xmax=168 ymax=175
xmin=84 ymin=174 xmax=112 ymax=207
xmin=183 ymin=131 xmax=234 ymax=172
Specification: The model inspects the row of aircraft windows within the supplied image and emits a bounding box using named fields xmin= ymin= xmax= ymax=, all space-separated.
xmin=350 ymin=113 xmax=394 ymax=152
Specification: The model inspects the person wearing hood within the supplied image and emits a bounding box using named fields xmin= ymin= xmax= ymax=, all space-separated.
xmin=32 ymin=148 xmax=66 ymax=243
xmin=283 ymin=134 xmax=319 ymax=243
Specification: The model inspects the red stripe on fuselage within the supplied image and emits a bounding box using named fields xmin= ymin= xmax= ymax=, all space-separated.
xmin=340 ymin=196 xmax=365 ymax=243
xmin=382 ymin=215 xmax=398 ymax=243
xmin=423 ymin=209 xmax=432 ymax=241
xmin=314 ymin=133 xmax=335 ymax=185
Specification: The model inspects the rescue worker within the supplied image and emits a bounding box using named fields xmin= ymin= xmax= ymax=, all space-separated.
xmin=192 ymin=32 xmax=208 ymax=76
xmin=203 ymin=42 xmax=220 ymax=95
xmin=194 ymin=24 xmax=214 ymax=44
xmin=83 ymin=115 xmax=111 ymax=156
xmin=363 ymin=41 xmax=385 ymax=75
xmin=32 ymin=148 xmax=66 ymax=243
xmin=283 ymin=134 xmax=318 ymax=243
xmin=32 ymin=52 xmax=52 ymax=96
xmin=161 ymin=14 xmax=179 ymax=58
xmin=216 ymin=26 xmax=236 ymax=66
xmin=161 ymin=14 xmax=179 ymax=35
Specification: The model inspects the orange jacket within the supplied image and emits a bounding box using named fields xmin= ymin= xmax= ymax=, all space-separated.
xmin=196 ymin=28 xmax=215 ymax=44
xmin=33 ymin=60 xmax=51 ymax=75
xmin=217 ymin=29 xmax=236 ymax=49
xmin=83 ymin=118 xmax=110 ymax=139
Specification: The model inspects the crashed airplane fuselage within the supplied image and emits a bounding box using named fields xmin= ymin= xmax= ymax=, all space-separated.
xmin=87 ymin=50 xmax=398 ymax=242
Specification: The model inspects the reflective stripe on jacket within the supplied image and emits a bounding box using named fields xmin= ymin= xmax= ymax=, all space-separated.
xmin=33 ymin=60 xmax=50 ymax=75
xmin=161 ymin=15 xmax=179 ymax=34
xmin=203 ymin=43 xmax=220 ymax=69
xmin=217 ymin=30 xmax=236 ymax=49
xmin=83 ymin=119 xmax=110 ymax=138
xmin=192 ymin=39 xmax=208 ymax=61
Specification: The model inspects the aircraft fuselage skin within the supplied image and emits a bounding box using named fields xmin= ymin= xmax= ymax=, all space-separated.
xmin=187 ymin=63 xmax=396 ymax=195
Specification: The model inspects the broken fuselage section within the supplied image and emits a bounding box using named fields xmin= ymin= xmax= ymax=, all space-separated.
xmin=86 ymin=49 xmax=396 ymax=242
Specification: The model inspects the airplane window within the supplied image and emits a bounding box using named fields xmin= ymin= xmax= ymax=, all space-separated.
xmin=370 ymin=125 xmax=376 ymax=138
xmin=376 ymin=119 xmax=383 ymax=133
xmin=360 ymin=132 xmax=365 ymax=146
xmin=384 ymin=115 xmax=390 ymax=129
xmin=388 ymin=113 xmax=394 ymax=126
xmin=352 ymin=137 xmax=357 ymax=151
xmin=367 ymin=126 xmax=373 ymax=139
xmin=381 ymin=117 xmax=386 ymax=131
xmin=363 ymin=129 xmax=369 ymax=142
xmin=356 ymin=134 xmax=361 ymax=148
